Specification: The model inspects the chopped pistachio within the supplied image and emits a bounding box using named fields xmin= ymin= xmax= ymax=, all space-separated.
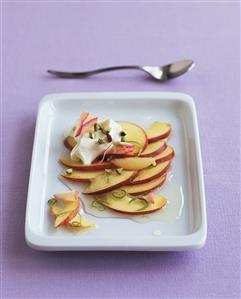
xmin=98 ymin=138 xmax=105 ymax=144
xmin=101 ymin=128 xmax=110 ymax=135
xmin=94 ymin=123 xmax=101 ymax=131
xmin=120 ymin=131 xmax=126 ymax=136
xmin=89 ymin=131 xmax=96 ymax=139
xmin=116 ymin=168 xmax=123 ymax=175
xmin=65 ymin=168 xmax=73 ymax=175
xmin=48 ymin=198 xmax=57 ymax=206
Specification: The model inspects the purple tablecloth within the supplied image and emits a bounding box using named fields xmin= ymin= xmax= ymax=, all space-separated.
xmin=2 ymin=2 xmax=240 ymax=298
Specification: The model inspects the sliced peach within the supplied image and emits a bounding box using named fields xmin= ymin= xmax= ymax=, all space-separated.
xmin=146 ymin=122 xmax=171 ymax=143
xmin=96 ymin=192 xmax=167 ymax=215
xmin=68 ymin=213 xmax=82 ymax=226
xmin=123 ymin=174 xmax=166 ymax=195
xmin=111 ymin=157 xmax=156 ymax=170
xmin=108 ymin=143 xmax=136 ymax=157
xmin=75 ymin=112 xmax=89 ymax=137
xmin=79 ymin=216 xmax=95 ymax=228
xmin=59 ymin=157 xmax=113 ymax=171
xmin=50 ymin=200 xmax=80 ymax=217
xmin=68 ymin=214 xmax=95 ymax=228
xmin=140 ymin=140 xmax=167 ymax=157
xmin=83 ymin=170 xmax=137 ymax=195
xmin=54 ymin=190 xmax=79 ymax=202
xmin=54 ymin=212 xmax=72 ymax=228
xmin=79 ymin=116 xmax=98 ymax=136
xmin=54 ymin=209 xmax=78 ymax=228
xmin=131 ymin=161 xmax=170 ymax=185
xmin=117 ymin=121 xmax=147 ymax=154
xmin=61 ymin=169 xmax=104 ymax=182
xmin=84 ymin=114 xmax=97 ymax=123
xmin=155 ymin=146 xmax=175 ymax=164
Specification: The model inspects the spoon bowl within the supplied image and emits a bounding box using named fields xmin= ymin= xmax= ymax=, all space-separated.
xmin=142 ymin=59 xmax=194 ymax=80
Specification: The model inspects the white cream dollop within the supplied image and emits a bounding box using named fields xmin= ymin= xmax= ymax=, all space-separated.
xmin=70 ymin=119 xmax=122 ymax=164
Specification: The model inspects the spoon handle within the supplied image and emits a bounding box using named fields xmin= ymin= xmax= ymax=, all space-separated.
xmin=47 ymin=65 xmax=142 ymax=78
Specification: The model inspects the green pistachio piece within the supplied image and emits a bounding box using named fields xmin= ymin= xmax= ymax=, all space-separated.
xmin=94 ymin=123 xmax=101 ymax=131
xmin=116 ymin=168 xmax=123 ymax=175
xmin=89 ymin=132 xmax=96 ymax=139
xmin=98 ymin=138 xmax=105 ymax=144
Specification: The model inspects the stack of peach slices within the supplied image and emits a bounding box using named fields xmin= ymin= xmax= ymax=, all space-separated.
xmin=53 ymin=112 xmax=175 ymax=225
xmin=48 ymin=191 xmax=95 ymax=229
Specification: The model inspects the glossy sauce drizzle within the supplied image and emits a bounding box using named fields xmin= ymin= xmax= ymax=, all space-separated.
xmin=59 ymin=173 xmax=184 ymax=224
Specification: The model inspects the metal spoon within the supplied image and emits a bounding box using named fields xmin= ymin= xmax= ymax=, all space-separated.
xmin=47 ymin=59 xmax=194 ymax=81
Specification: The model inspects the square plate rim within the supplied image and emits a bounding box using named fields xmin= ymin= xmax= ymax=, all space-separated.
xmin=25 ymin=91 xmax=207 ymax=251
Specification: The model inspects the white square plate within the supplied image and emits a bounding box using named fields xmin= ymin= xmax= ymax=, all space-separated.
xmin=25 ymin=92 xmax=207 ymax=251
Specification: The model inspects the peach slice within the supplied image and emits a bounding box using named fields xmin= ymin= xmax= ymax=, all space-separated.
xmin=131 ymin=161 xmax=171 ymax=185
xmin=83 ymin=114 xmax=97 ymax=124
xmin=111 ymin=157 xmax=156 ymax=170
xmin=68 ymin=213 xmax=95 ymax=228
xmin=48 ymin=191 xmax=80 ymax=228
xmin=68 ymin=213 xmax=82 ymax=226
xmin=155 ymin=146 xmax=175 ymax=164
xmin=75 ymin=112 xmax=89 ymax=137
xmin=54 ymin=212 xmax=72 ymax=228
xmin=139 ymin=140 xmax=167 ymax=157
xmin=79 ymin=116 xmax=98 ymax=136
xmin=79 ymin=216 xmax=95 ymax=228
xmin=117 ymin=121 xmax=147 ymax=154
xmin=123 ymin=174 xmax=166 ymax=195
xmin=146 ymin=122 xmax=171 ymax=143
xmin=50 ymin=200 xmax=80 ymax=217
xmin=108 ymin=143 xmax=136 ymax=157
xmin=54 ymin=190 xmax=79 ymax=202
xmin=96 ymin=192 xmax=167 ymax=215
xmin=83 ymin=170 xmax=137 ymax=195
xmin=54 ymin=209 xmax=79 ymax=228
xmin=59 ymin=157 xmax=113 ymax=171
xmin=61 ymin=169 xmax=104 ymax=182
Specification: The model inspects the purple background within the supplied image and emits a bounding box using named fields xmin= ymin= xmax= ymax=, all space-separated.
xmin=1 ymin=2 xmax=240 ymax=299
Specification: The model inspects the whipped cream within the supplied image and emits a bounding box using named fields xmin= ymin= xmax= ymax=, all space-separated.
xmin=70 ymin=119 xmax=123 ymax=164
